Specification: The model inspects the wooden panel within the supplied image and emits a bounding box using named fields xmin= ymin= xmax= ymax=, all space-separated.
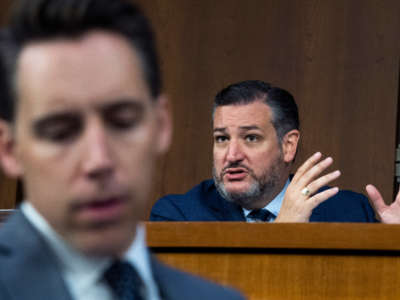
xmin=0 ymin=175 xmax=17 ymax=209
xmin=0 ymin=0 xmax=12 ymax=25
xmin=156 ymin=253 xmax=400 ymax=300
xmin=146 ymin=222 xmax=400 ymax=300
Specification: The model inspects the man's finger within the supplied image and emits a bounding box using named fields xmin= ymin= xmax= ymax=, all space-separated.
xmin=296 ymin=156 xmax=334 ymax=188
xmin=309 ymin=187 xmax=339 ymax=207
xmin=365 ymin=184 xmax=387 ymax=213
xmin=307 ymin=170 xmax=341 ymax=194
xmin=292 ymin=152 xmax=322 ymax=183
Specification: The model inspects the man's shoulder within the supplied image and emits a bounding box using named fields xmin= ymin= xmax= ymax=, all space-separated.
xmin=311 ymin=187 xmax=377 ymax=222
xmin=151 ymin=256 xmax=245 ymax=300
xmin=320 ymin=187 xmax=369 ymax=206
xmin=0 ymin=210 xmax=26 ymax=250
xmin=0 ymin=209 xmax=44 ymax=255
xmin=0 ymin=212 xmax=16 ymax=269
xmin=0 ymin=211 xmax=71 ymax=300
xmin=150 ymin=179 xmax=224 ymax=221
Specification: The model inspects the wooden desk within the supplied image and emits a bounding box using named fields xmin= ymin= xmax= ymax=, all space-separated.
xmin=146 ymin=222 xmax=400 ymax=300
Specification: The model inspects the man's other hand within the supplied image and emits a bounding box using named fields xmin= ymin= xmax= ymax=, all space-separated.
xmin=366 ymin=184 xmax=400 ymax=223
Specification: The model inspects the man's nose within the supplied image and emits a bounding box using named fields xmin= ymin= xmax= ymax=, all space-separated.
xmin=226 ymin=139 xmax=245 ymax=163
xmin=81 ymin=122 xmax=114 ymax=180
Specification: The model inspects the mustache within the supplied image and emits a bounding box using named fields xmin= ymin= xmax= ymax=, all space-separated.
xmin=221 ymin=162 xmax=252 ymax=175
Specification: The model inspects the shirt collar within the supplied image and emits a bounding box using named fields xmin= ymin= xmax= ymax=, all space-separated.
xmin=243 ymin=179 xmax=290 ymax=219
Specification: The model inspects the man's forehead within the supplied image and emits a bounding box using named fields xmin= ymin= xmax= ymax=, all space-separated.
xmin=17 ymin=30 xmax=139 ymax=74
xmin=15 ymin=30 xmax=151 ymax=117
xmin=213 ymin=101 xmax=273 ymax=127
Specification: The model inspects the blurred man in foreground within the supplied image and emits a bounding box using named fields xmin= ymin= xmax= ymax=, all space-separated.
xmin=0 ymin=0 xmax=244 ymax=299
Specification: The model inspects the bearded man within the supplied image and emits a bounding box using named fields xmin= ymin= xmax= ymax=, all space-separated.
xmin=151 ymin=80 xmax=377 ymax=223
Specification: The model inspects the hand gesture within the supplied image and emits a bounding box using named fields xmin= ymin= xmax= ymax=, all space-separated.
xmin=275 ymin=152 xmax=340 ymax=223
xmin=366 ymin=184 xmax=400 ymax=223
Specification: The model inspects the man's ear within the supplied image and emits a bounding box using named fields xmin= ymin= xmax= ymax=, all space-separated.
xmin=281 ymin=129 xmax=300 ymax=163
xmin=0 ymin=120 xmax=23 ymax=178
xmin=154 ymin=95 xmax=172 ymax=155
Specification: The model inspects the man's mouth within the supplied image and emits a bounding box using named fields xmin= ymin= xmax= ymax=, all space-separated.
xmin=74 ymin=195 xmax=128 ymax=224
xmin=223 ymin=168 xmax=248 ymax=181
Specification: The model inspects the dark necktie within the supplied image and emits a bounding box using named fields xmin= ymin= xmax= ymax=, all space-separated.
xmin=247 ymin=209 xmax=273 ymax=222
xmin=104 ymin=260 xmax=145 ymax=300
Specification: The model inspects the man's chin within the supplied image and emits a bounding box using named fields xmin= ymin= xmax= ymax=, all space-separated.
xmin=225 ymin=192 xmax=259 ymax=208
xmin=224 ymin=181 xmax=252 ymax=194
xmin=68 ymin=223 xmax=137 ymax=257
xmin=219 ymin=181 xmax=261 ymax=206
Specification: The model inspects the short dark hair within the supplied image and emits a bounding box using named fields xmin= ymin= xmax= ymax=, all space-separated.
xmin=213 ymin=80 xmax=300 ymax=142
xmin=0 ymin=0 xmax=161 ymax=122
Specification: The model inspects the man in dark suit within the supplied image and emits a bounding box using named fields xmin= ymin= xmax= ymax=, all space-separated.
xmin=151 ymin=80 xmax=379 ymax=223
xmin=150 ymin=179 xmax=376 ymax=222
xmin=0 ymin=1 xmax=245 ymax=299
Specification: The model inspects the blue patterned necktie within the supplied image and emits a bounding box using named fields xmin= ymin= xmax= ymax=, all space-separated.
xmin=247 ymin=209 xmax=273 ymax=222
xmin=104 ymin=260 xmax=145 ymax=300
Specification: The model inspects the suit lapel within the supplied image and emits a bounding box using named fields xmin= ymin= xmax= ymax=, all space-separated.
xmin=0 ymin=211 xmax=73 ymax=300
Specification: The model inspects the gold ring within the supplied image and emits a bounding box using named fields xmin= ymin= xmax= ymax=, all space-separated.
xmin=301 ymin=187 xmax=311 ymax=197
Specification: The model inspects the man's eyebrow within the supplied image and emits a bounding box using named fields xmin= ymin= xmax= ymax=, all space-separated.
xmin=213 ymin=127 xmax=227 ymax=133
xmin=33 ymin=111 xmax=79 ymax=126
xmin=99 ymin=98 xmax=145 ymax=112
xmin=239 ymin=125 xmax=261 ymax=131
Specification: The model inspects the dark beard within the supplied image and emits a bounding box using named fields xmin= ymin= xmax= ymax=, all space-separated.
xmin=213 ymin=154 xmax=285 ymax=208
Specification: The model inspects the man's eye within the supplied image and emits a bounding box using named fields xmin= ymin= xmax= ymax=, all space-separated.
xmin=107 ymin=113 xmax=139 ymax=130
xmin=34 ymin=116 xmax=82 ymax=143
xmin=45 ymin=125 xmax=80 ymax=142
xmin=215 ymin=135 xmax=228 ymax=143
xmin=104 ymin=103 xmax=144 ymax=131
xmin=245 ymin=134 xmax=259 ymax=142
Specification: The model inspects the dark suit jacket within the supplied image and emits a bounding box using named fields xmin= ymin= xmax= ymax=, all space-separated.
xmin=0 ymin=210 xmax=245 ymax=300
xmin=150 ymin=179 xmax=377 ymax=222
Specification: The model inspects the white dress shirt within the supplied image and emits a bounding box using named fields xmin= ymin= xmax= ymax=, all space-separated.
xmin=242 ymin=179 xmax=290 ymax=222
xmin=21 ymin=201 xmax=160 ymax=300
